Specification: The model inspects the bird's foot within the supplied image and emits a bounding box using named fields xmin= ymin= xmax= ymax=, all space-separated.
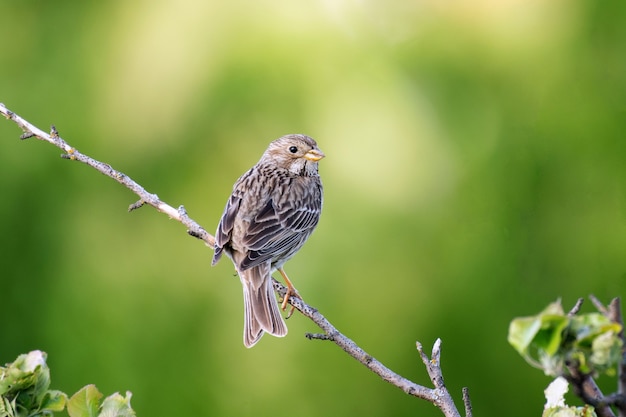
xmin=281 ymin=287 xmax=301 ymax=319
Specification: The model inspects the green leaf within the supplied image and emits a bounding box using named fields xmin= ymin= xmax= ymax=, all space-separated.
xmin=68 ymin=385 xmax=103 ymax=417
xmin=39 ymin=389 xmax=67 ymax=413
xmin=508 ymin=301 xmax=565 ymax=354
xmin=98 ymin=391 xmax=135 ymax=417
xmin=0 ymin=396 xmax=16 ymax=417
xmin=508 ymin=315 xmax=542 ymax=355
xmin=534 ymin=314 xmax=569 ymax=356
xmin=508 ymin=300 xmax=570 ymax=375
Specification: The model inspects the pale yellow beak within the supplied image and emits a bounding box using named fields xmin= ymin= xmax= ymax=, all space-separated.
xmin=304 ymin=148 xmax=325 ymax=162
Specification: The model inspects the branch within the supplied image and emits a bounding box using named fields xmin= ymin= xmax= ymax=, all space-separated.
xmin=565 ymin=361 xmax=616 ymax=417
xmin=276 ymin=277 xmax=466 ymax=416
xmin=564 ymin=296 xmax=626 ymax=417
xmin=0 ymin=103 xmax=214 ymax=248
xmin=1 ymin=103 xmax=466 ymax=417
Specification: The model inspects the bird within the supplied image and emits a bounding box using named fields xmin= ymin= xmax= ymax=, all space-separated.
xmin=212 ymin=134 xmax=324 ymax=348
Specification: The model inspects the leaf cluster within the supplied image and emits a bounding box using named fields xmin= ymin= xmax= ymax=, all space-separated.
xmin=508 ymin=300 xmax=623 ymax=377
xmin=0 ymin=351 xmax=135 ymax=417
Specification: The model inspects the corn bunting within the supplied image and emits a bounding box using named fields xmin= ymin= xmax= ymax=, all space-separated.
xmin=212 ymin=134 xmax=324 ymax=347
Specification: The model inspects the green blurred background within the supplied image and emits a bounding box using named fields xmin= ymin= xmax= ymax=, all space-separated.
xmin=1 ymin=1 xmax=625 ymax=416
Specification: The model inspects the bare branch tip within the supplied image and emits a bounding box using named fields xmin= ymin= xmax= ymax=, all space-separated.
xmin=462 ymin=387 xmax=473 ymax=417
xmin=608 ymin=297 xmax=622 ymax=327
xmin=128 ymin=200 xmax=146 ymax=212
xmin=416 ymin=341 xmax=432 ymax=366
xmin=20 ymin=132 xmax=35 ymax=140
xmin=568 ymin=298 xmax=585 ymax=317
xmin=432 ymin=338 xmax=442 ymax=355
xmin=589 ymin=294 xmax=609 ymax=316
xmin=187 ymin=230 xmax=201 ymax=239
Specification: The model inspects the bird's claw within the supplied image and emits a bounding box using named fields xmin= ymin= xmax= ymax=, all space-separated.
xmin=281 ymin=287 xmax=301 ymax=318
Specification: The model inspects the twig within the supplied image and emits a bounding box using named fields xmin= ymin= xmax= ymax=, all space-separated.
xmin=416 ymin=339 xmax=463 ymax=417
xmin=462 ymin=387 xmax=473 ymax=417
xmin=568 ymin=298 xmax=585 ymax=317
xmin=590 ymin=294 xmax=609 ymax=316
xmin=1 ymin=103 xmax=464 ymax=417
xmin=1 ymin=103 xmax=213 ymax=249
xmin=603 ymin=393 xmax=626 ymax=411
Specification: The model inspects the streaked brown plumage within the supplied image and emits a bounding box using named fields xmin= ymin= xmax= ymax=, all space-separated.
xmin=212 ymin=134 xmax=324 ymax=348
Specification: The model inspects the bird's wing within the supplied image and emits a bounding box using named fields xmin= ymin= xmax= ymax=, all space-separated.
xmin=240 ymin=183 xmax=322 ymax=270
xmin=212 ymin=192 xmax=242 ymax=265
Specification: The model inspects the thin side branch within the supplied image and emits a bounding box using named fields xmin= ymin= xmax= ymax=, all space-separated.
xmin=590 ymin=294 xmax=609 ymax=316
xmin=1 ymin=103 xmax=464 ymax=417
xmin=568 ymin=298 xmax=585 ymax=317
xmin=462 ymin=387 xmax=473 ymax=417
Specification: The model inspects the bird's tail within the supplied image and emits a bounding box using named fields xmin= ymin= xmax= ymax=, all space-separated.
xmin=240 ymin=263 xmax=287 ymax=348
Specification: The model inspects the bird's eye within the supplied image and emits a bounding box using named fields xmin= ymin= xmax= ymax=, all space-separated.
xmin=288 ymin=146 xmax=298 ymax=154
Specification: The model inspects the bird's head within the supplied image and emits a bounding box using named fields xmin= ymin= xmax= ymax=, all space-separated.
xmin=261 ymin=134 xmax=325 ymax=175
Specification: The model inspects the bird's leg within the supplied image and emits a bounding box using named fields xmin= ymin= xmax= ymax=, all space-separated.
xmin=278 ymin=267 xmax=300 ymax=318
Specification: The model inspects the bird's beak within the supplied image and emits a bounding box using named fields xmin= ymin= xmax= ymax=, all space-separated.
xmin=304 ymin=148 xmax=325 ymax=162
